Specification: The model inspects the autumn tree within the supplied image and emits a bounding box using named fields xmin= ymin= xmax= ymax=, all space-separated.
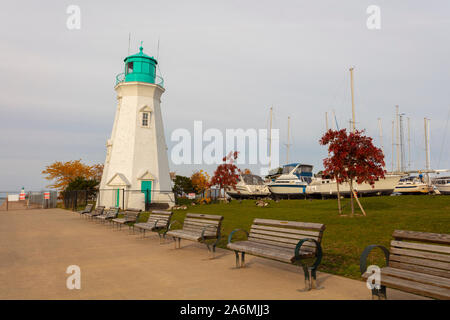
xmin=65 ymin=177 xmax=99 ymax=192
xmin=172 ymin=175 xmax=195 ymax=195
xmin=210 ymin=151 xmax=241 ymax=201
xmin=320 ymin=129 xmax=385 ymax=216
xmin=191 ymin=170 xmax=210 ymax=196
xmin=42 ymin=160 xmax=104 ymax=191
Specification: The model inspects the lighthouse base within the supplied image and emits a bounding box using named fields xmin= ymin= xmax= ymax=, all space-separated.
xmin=97 ymin=189 xmax=175 ymax=211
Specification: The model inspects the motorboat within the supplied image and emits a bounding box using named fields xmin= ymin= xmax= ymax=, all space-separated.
xmin=226 ymin=174 xmax=270 ymax=199
xmin=432 ymin=176 xmax=450 ymax=195
xmin=267 ymin=163 xmax=313 ymax=198
xmin=393 ymin=176 xmax=431 ymax=194
xmin=306 ymin=174 xmax=402 ymax=198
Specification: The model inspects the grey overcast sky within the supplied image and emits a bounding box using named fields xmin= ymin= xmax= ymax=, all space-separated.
xmin=0 ymin=0 xmax=449 ymax=191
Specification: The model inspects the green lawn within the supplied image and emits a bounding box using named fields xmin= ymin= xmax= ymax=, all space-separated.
xmin=138 ymin=195 xmax=450 ymax=280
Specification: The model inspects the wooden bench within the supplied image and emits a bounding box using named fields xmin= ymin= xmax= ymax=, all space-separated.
xmin=95 ymin=207 xmax=120 ymax=224
xmin=111 ymin=208 xmax=142 ymax=230
xmin=84 ymin=206 xmax=104 ymax=220
xmin=165 ymin=213 xmax=223 ymax=258
xmin=360 ymin=230 xmax=450 ymax=300
xmin=133 ymin=210 xmax=173 ymax=242
xmin=227 ymin=218 xmax=326 ymax=291
xmin=77 ymin=204 xmax=93 ymax=217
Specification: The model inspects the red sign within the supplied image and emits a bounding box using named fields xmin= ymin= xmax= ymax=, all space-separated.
xmin=44 ymin=192 xmax=50 ymax=200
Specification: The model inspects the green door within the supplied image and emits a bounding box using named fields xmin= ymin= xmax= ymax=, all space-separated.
xmin=115 ymin=189 xmax=120 ymax=207
xmin=141 ymin=181 xmax=152 ymax=204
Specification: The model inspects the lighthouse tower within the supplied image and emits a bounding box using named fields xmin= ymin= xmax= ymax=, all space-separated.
xmin=98 ymin=45 xmax=174 ymax=210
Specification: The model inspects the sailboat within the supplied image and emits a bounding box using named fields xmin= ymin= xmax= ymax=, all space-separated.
xmin=306 ymin=68 xmax=402 ymax=198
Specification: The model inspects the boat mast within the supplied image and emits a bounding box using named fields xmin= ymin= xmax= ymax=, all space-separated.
xmin=286 ymin=116 xmax=291 ymax=164
xmin=332 ymin=110 xmax=337 ymax=130
xmin=396 ymin=105 xmax=400 ymax=172
xmin=269 ymin=106 xmax=273 ymax=170
xmin=391 ymin=120 xmax=395 ymax=172
xmin=399 ymin=112 xmax=405 ymax=172
xmin=378 ymin=118 xmax=384 ymax=158
xmin=350 ymin=67 xmax=356 ymax=132
xmin=424 ymin=117 xmax=431 ymax=170
xmin=407 ymin=117 xmax=411 ymax=170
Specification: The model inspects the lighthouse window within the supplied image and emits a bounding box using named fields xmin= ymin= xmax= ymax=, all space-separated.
xmin=127 ymin=62 xmax=134 ymax=74
xmin=142 ymin=112 xmax=150 ymax=127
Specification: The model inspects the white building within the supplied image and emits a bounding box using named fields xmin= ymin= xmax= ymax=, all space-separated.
xmin=98 ymin=45 xmax=174 ymax=210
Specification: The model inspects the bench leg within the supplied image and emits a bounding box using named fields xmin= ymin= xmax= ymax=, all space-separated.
xmin=371 ymin=286 xmax=387 ymax=300
xmin=241 ymin=252 xmax=245 ymax=267
xmin=173 ymin=237 xmax=180 ymax=249
xmin=299 ymin=266 xmax=323 ymax=291
xmin=158 ymin=232 xmax=162 ymax=244
xmin=234 ymin=251 xmax=240 ymax=268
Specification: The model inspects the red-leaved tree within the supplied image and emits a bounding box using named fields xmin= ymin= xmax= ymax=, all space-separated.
xmin=320 ymin=129 xmax=385 ymax=216
xmin=210 ymin=151 xmax=241 ymax=201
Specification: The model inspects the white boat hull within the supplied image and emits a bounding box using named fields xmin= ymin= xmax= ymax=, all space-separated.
xmin=394 ymin=184 xmax=430 ymax=194
xmin=306 ymin=175 xmax=402 ymax=197
xmin=435 ymin=185 xmax=450 ymax=195
xmin=226 ymin=185 xmax=270 ymax=199
xmin=268 ymin=184 xmax=307 ymax=197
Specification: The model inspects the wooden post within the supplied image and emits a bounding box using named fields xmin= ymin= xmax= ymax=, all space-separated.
xmin=353 ymin=190 xmax=367 ymax=216
xmin=336 ymin=180 xmax=342 ymax=215
xmin=349 ymin=179 xmax=355 ymax=217
xmin=6 ymin=193 xmax=8 ymax=211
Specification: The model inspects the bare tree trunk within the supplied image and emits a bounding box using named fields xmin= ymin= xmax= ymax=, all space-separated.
xmin=336 ymin=178 xmax=342 ymax=215
xmin=349 ymin=179 xmax=355 ymax=217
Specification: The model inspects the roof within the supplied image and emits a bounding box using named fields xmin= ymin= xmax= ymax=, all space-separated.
xmin=124 ymin=46 xmax=157 ymax=64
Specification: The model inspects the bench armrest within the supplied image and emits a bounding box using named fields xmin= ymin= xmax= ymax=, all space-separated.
xmin=152 ymin=219 xmax=160 ymax=229
xmin=359 ymin=245 xmax=390 ymax=275
xmin=294 ymin=238 xmax=323 ymax=271
xmin=227 ymin=229 xmax=249 ymax=244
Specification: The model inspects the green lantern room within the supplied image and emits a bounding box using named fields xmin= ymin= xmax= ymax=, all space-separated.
xmin=115 ymin=44 xmax=164 ymax=87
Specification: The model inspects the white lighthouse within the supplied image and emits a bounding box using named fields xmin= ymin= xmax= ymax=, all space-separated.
xmin=98 ymin=45 xmax=174 ymax=210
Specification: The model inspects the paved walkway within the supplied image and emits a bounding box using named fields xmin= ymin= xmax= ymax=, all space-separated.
xmin=0 ymin=209 xmax=425 ymax=299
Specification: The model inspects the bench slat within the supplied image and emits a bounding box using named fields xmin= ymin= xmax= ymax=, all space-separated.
xmin=184 ymin=218 xmax=220 ymax=226
xmin=391 ymin=240 xmax=450 ymax=254
xmin=251 ymin=224 xmax=321 ymax=237
xmin=249 ymin=232 xmax=318 ymax=246
xmin=379 ymin=267 xmax=450 ymax=289
xmin=253 ymin=218 xmax=325 ymax=231
xmin=363 ymin=273 xmax=450 ymax=300
xmin=393 ymin=230 xmax=450 ymax=245
xmin=390 ymin=254 xmax=450 ymax=271
xmin=390 ymin=247 xmax=450 ymax=263
xmin=183 ymin=226 xmax=218 ymax=235
xmin=186 ymin=213 xmax=223 ymax=220
xmin=250 ymin=228 xmax=320 ymax=242
xmin=389 ymin=261 xmax=450 ymax=279
xmin=249 ymin=237 xmax=316 ymax=252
